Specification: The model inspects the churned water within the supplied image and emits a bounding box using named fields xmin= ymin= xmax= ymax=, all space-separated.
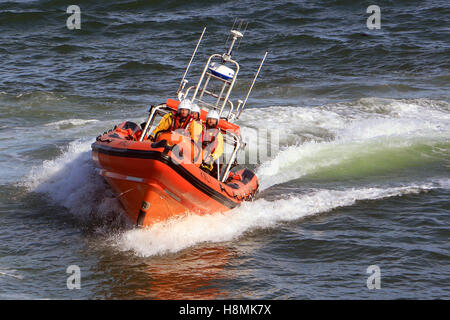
xmin=0 ymin=0 xmax=449 ymax=299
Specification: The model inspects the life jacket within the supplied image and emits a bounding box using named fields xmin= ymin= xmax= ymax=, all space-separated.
xmin=170 ymin=111 xmax=193 ymax=134
xmin=201 ymin=125 xmax=220 ymax=154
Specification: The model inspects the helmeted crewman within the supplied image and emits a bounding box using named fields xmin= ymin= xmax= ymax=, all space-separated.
xmin=149 ymin=99 xmax=196 ymax=141
xmin=188 ymin=103 xmax=203 ymax=144
xmin=201 ymin=109 xmax=224 ymax=173
xmin=191 ymin=103 xmax=201 ymax=122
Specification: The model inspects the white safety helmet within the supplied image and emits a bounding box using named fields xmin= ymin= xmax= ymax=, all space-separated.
xmin=177 ymin=99 xmax=192 ymax=112
xmin=191 ymin=103 xmax=201 ymax=114
xmin=206 ymin=110 xmax=220 ymax=121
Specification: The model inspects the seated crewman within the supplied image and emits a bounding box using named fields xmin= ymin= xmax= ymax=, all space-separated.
xmin=149 ymin=99 xmax=194 ymax=141
xmin=191 ymin=103 xmax=201 ymax=122
xmin=188 ymin=103 xmax=203 ymax=144
xmin=200 ymin=110 xmax=224 ymax=176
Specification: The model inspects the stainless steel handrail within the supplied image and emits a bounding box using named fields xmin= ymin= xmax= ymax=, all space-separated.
xmin=220 ymin=131 xmax=241 ymax=182
xmin=139 ymin=104 xmax=168 ymax=142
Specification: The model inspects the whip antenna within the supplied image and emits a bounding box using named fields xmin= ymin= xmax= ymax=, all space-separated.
xmin=235 ymin=22 xmax=248 ymax=51
xmin=237 ymin=51 xmax=268 ymax=119
xmin=224 ymin=18 xmax=238 ymax=50
xmin=177 ymin=27 xmax=206 ymax=97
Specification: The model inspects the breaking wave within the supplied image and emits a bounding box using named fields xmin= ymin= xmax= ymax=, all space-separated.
xmin=23 ymin=97 xmax=449 ymax=255
xmin=244 ymin=98 xmax=450 ymax=190
xmin=22 ymin=139 xmax=129 ymax=231
xmin=114 ymin=182 xmax=445 ymax=257
xmin=43 ymin=119 xmax=99 ymax=128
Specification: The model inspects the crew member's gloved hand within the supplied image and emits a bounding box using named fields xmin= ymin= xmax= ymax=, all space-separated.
xmin=203 ymin=155 xmax=214 ymax=166
xmin=201 ymin=156 xmax=214 ymax=170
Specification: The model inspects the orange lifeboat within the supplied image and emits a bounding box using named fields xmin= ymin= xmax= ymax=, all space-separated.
xmin=91 ymin=27 xmax=267 ymax=228
xmin=92 ymin=100 xmax=258 ymax=227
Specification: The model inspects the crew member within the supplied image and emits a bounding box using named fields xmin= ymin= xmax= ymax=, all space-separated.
xmin=149 ymin=99 xmax=194 ymax=141
xmin=191 ymin=103 xmax=201 ymax=122
xmin=201 ymin=110 xmax=224 ymax=176
xmin=189 ymin=103 xmax=203 ymax=143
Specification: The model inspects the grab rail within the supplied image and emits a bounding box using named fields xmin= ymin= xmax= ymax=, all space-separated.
xmin=139 ymin=104 xmax=166 ymax=142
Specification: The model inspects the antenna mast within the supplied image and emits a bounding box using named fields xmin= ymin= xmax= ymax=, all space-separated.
xmin=176 ymin=27 xmax=206 ymax=98
xmin=236 ymin=51 xmax=268 ymax=119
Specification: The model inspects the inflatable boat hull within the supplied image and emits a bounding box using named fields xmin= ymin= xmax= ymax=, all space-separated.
xmin=92 ymin=128 xmax=258 ymax=227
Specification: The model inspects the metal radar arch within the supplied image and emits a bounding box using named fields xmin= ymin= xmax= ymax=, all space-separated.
xmin=177 ymin=24 xmax=268 ymax=123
